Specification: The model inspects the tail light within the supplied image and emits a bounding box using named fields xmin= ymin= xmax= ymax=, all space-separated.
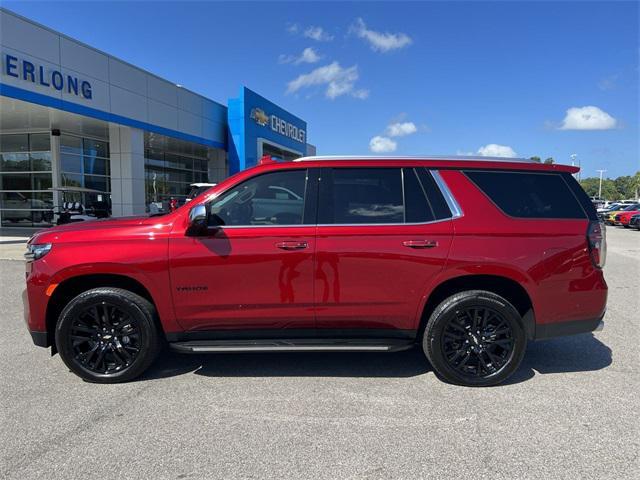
xmin=587 ymin=221 xmax=606 ymax=268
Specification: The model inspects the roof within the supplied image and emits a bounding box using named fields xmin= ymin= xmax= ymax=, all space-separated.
xmin=294 ymin=155 xmax=536 ymax=163
xmin=289 ymin=155 xmax=580 ymax=173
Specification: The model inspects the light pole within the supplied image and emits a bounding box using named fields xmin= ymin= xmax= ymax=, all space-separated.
xmin=570 ymin=154 xmax=578 ymax=180
xmin=596 ymin=169 xmax=607 ymax=199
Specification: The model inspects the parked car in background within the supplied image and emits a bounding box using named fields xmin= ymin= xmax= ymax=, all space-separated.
xmin=627 ymin=213 xmax=640 ymax=230
xmin=616 ymin=209 xmax=640 ymax=228
xmin=23 ymin=156 xmax=607 ymax=387
xmin=606 ymin=203 xmax=640 ymax=225
xmin=2 ymin=191 xmax=53 ymax=223
xmin=597 ymin=202 xmax=620 ymax=214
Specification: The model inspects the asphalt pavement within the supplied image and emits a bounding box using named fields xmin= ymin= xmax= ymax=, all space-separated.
xmin=1 ymin=227 xmax=638 ymax=479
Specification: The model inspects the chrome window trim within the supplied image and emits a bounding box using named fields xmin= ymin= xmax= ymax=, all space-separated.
xmin=294 ymin=155 xmax=535 ymax=163
xmin=211 ymin=169 xmax=461 ymax=229
xmin=213 ymin=216 xmax=455 ymax=229
xmin=431 ymin=170 xmax=463 ymax=219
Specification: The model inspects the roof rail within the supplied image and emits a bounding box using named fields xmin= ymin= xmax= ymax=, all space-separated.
xmin=293 ymin=155 xmax=536 ymax=163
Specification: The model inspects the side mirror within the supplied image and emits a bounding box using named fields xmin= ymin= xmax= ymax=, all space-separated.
xmin=186 ymin=204 xmax=208 ymax=236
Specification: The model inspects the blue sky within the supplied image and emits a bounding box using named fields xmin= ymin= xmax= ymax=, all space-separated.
xmin=4 ymin=1 xmax=639 ymax=178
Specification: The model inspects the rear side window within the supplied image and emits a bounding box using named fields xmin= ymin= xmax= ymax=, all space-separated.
xmin=562 ymin=173 xmax=598 ymax=221
xmin=465 ymin=171 xmax=586 ymax=219
xmin=319 ymin=168 xmax=404 ymax=224
xmin=416 ymin=168 xmax=453 ymax=220
xmin=318 ymin=167 xmax=453 ymax=224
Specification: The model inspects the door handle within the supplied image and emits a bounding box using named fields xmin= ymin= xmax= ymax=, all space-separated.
xmin=275 ymin=241 xmax=308 ymax=250
xmin=402 ymin=240 xmax=438 ymax=249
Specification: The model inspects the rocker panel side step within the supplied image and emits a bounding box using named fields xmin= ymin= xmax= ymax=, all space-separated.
xmin=169 ymin=338 xmax=414 ymax=353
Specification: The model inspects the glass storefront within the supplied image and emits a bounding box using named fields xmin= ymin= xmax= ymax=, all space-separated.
xmin=261 ymin=142 xmax=303 ymax=162
xmin=0 ymin=133 xmax=54 ymax=227
xmin=144 ymin=133 xmax=210 ymax=211
xmin=59 ymin=134 xmax=111 ymax=209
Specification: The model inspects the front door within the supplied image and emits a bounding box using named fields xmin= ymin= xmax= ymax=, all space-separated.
xmin=169 ymin=168 xmax=318 ymax=332
xmin=314 ymin=167 xmax=454 ymax=333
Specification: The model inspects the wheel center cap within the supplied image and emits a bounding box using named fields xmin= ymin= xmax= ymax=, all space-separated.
xmin=102 ymin=334 xmax=113 ymax=341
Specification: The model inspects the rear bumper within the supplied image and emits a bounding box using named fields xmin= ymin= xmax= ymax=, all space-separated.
xmin=535 ymin=313 xmax=605 ymax=340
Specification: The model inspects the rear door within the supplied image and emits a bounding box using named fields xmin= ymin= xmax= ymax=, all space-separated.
xmin=314 ymin=167 xmax=454 ymax=333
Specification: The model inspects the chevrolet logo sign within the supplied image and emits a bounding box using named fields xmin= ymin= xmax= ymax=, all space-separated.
xmin=250 ymin=108 xmax=270 ymax=127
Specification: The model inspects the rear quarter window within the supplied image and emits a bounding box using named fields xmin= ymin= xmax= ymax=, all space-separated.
xmin=464 ymin=171 xmax=587 ymax=219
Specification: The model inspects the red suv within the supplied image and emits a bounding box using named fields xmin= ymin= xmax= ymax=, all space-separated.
xmin=23 ymin=157 xmax=607 ymax=386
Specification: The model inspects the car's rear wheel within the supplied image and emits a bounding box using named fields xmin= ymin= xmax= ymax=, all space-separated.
xmin=423 ymin=290 xmax=526 ymax=387
xmin=55 ymin=287 xmax=161 ymax=383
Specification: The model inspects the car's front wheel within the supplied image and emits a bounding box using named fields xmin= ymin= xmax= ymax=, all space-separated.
xmin=55 ymin=287 xmax=161 ymax=383
xmin=423 ymin=290 xmax=527 ymax=387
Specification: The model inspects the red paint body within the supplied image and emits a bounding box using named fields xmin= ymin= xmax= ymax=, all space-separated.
xmin=617 ymin=210 xmax=639 ymax=227
xmin=23 ymin=158 xmax=607 ymax=345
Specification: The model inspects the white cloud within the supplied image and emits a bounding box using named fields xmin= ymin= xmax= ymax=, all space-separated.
xmin=369 ymin=136 xmax=397 ymax=153
xmin=477 ymin=144 xmax=517 ymax=157
xmin=286 ymin=62 xmax=368 ymax=100
xmin=279 ymin=47 xmax=322 ymax=65
xmin=559 ymin=106 xmax=617 ymax=130
xmin=304 ymin=26 xmax=333 ymax=42
xmin=386 ymin=121 xmax=417 ymax=137
xmin=350 ymin=18 xmax=412 ymax=52
xmin=286 ymin=23 xmax=299 ymax=34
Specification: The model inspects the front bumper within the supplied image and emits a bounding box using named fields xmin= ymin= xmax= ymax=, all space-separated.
xmin=30 ymin=330 xmax=49 ymax=347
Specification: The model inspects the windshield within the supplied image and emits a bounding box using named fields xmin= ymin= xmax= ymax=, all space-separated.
xmin=187 ymin=186 xmax=214 ymax=200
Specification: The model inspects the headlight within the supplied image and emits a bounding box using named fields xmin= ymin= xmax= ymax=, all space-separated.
xmin=24 ymin=243 xmax=52 ymax=262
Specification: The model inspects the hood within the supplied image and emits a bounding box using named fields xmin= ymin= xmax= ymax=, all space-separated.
xmin=30 ymin=216 xmax=156 ymax=244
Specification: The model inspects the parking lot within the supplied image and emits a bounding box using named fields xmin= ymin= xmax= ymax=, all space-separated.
xmin=0 ymin=226 xmax=638 ymax=479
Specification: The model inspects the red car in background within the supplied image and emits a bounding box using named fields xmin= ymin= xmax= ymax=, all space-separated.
xmin=615 ymin=209 xmax=640 ymax=227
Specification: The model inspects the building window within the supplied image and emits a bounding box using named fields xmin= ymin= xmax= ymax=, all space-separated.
xmin=144 ymin=133 xmax=212 ymax=211
xmin=59 ymin=135 xmax=110 ymax=209
xmin=0 ymin=133 xmax=53 ymax=227
xmin=261 ymin=142 xmax=302 ymax=162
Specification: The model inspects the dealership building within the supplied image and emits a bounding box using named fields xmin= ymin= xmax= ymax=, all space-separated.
xmin=0 ymin=8 xmax=314 ymax=227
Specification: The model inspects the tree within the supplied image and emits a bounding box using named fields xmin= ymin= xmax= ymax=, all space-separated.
xmin=544 ymin=157 xmax=554 ymax=164
xmin=580 ymin=177 xmax=621 ymax=200
xmin=529 ymin=156 xmax=541 ymax=163
xmin=630 ymin=171 xmax=640 ymax=200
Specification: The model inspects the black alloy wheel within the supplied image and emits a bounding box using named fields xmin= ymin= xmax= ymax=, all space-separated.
xmin=68 ymin=301 xmax=142 ymax=374
xmin=56 ymin=287 xmax=161 ymax=383
xmin=423 ymin=290 xmax=527 ymax=387
xmin=440 ymin=306 xmax=514 ymax=378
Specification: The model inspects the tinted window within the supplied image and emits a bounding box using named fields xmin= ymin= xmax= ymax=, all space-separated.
xmin=562 ymin=173 xmax=598 ymax=221
xmin=403 ymin=168 xmax=434 ymax=223
xmin=416 ymin=168 xmax=453 ymax=220
xmin=319 ymin=168 xmax=404 ymax=224
xmin=465 ymin=171 xmax=586 ymax=219
xmin=209 ymin=169 xmax=308 ymax=226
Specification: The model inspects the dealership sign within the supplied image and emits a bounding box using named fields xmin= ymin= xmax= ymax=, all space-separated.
xmin=250 ymin=107 xmax=306 ymax=144
xmin=4 ymin=54 xmax=92 ymax=99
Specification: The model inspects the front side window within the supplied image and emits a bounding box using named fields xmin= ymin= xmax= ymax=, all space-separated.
xmin=208 ymin=169 xmax=308 ymax=226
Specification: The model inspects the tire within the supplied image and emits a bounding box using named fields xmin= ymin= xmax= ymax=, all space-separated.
xmin=55 ymin=287 xmax=161 ymax=383
xmin=423 ymin=290 xmax=527 ymax=387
